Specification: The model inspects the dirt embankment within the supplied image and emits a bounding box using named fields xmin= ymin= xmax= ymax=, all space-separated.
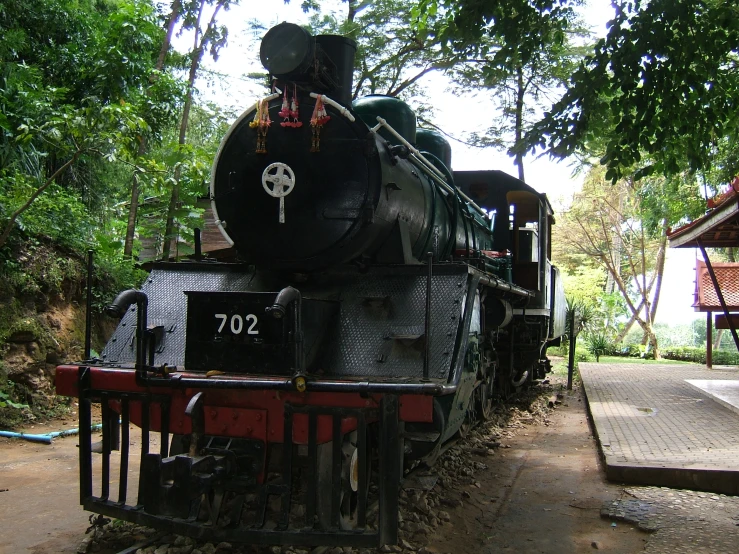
xmin=0 ymin=241 xmax=118 ymax=428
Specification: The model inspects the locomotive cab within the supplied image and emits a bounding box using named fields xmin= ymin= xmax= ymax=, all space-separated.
xmin=455 ymin=170 xmax=566 ymax=385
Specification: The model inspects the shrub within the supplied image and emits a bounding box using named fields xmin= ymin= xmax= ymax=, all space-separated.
xmin=0 ymin=389 xmax=29 ymax=410
xmin=552 ymin=341 xmax=594 ymax=362
xmin=92 ymin=251 xmax=148 ymax=313
xmin=575 ymin=347 xmax=594 ymax=363
xmin=585 ymin=332 xmax=613 ymax=362
xmin=660 ymin=346 xmax=739 ymax=365
xmin=0 ymin=380 xmax=31 ymax=429
xmin=616 ymin=343 xmax=655 ymax=360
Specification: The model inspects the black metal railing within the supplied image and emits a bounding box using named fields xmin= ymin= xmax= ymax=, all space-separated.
xmin=76 ymin=366 xmax=400 ymax=547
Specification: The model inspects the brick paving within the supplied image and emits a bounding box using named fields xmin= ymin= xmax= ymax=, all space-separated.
xmin=579 ymin=362 xmax=739 ymax=494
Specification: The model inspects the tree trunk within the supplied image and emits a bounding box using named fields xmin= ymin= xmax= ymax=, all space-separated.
xmin=156 ymin=0 xmax=182 ymax=72
xmin=514 ymin=64 xmax=525 ymax=182
xmin=0 ymin=151 xmax=82 ymax=249
xmin=646 ymin=323 xmax=660 ymax=359
xmin=123 ymin=138 xmax=147 ymax=257
xmin=648 ymin=226 xmax=668 ymax=324
xmin=162 ymin=0 xmax=224 ymax=260
xmin=161 ymin=49 xmax=200 ymax=259
xmin=615 ymin=312 xmax=638 ymax=344
xmin=714 ymin=328 xmax=724 ymax=350
xmin=123 ymin=0 xmax=182 ymax=258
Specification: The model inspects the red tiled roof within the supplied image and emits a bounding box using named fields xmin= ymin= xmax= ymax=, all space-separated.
xmin=693 ymin=259 xmax=739 ymax=310
xmin=668 ymin=177 xmax=739 ymax=248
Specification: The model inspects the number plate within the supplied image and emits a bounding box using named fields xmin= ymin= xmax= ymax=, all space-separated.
xmin=185 ymin=291 xmax=289 ymax=373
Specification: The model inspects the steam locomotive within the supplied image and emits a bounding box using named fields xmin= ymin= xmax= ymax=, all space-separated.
xmin=56 ymin=23 xmax=565 ymax=548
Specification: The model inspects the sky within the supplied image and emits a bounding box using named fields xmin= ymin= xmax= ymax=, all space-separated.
xmin=187 ymin=0 xmax=703 ymax=326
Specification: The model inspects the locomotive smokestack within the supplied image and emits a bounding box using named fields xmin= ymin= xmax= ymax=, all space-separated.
xmin=260 ymin=23 xmax=356 ymax=105
xmin=260 ymin=23 xmax=315 ymax=81
xmin=314 ymin=34 xmax=356 ymax=105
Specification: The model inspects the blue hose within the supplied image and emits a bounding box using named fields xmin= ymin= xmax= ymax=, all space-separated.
xmin=0 ymin=424 xmax=103 ymax=444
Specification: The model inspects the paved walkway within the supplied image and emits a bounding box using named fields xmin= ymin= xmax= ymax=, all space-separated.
xmin=579 ymin=362 xmax=739 ymax=495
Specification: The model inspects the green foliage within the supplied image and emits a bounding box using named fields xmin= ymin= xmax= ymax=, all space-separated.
xmin=0 ymin=0 xmax=179 ymax=249
xmin=1 ymin=181 xmax=94 ymax=250
xmin=0 ymin=231 xmax=144 ymax=321
xmin=138 ymin=103 xmax=230 ymax=259
xmin=617 ymin=343 xmax=655 ymax=360
xmin=529 ymin=0 xmax=739 ymax=183
xmin=636 ymin=172 xmax=707 ymax=233
xmin=4 ymin=316 xmax=46 ymax=344
xmin=0 ymin=388 xmax=29 ymax=410
xmin=301 ymin=0 xmax=449 ymax=111
xmin=0 ymin=0 xmax=161 ymax=100
xmin=0 ymin=236 xmax=85 ymax=300
xmin=0 ymin=381 xmax=31 ymax=430
xmin=442 ymin=0 xmax=588 ymax=174
xmin=584 ymin=331 xmax=613 ymax=362
xmin=660 ymin=346 xmax=739 ymax=366
xmin=0 ymin=379 xmax=73 ymax=429
xmin=565 ymin=297 xmax=595 ymax=338
xmin=575 ymin=347 xmax=594 ymax=364
xmin=560 ymin=266 xmax=605 ymax=305
xmin=554 ymin=165 xmax=702 ymax=356
xmin=553 ymin=342 xmax=594 ymax=366
xmin=92 ymin=247 xmax=148 ymax=312
xmin=650 ymin=321 xmax=707 ymax=349
xmin=414 ymin=1 xmax=582 ymax=70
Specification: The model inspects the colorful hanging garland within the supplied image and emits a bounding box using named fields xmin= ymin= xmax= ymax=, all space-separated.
xmin=278 ymin=88 xmax=290 ymax=123
xmin=279 ymin=85 xmax=302 ymax=128
xmin=310 ymin=95 xmax=331 ymax=152
xmin=249 ymin=98 xmax=272 ymax=154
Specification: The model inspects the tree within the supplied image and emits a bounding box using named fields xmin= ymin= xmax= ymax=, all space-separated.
xmin=0 ymin=0 xmax=168 ymax=250
xmin=404 ymin=0 xmax=585 ymax=179
xmin=304 ymin=1 xmax=586 ymax=179
xmin=299 ymin=0 xmax=453 ymax=114
xmin=123 ymin=0 xmax=185 ymax=258
xmin=558 ymin=165 xmax=705 ymax=358
xmin=413 ymin=0 xmax=582 ymax=64
xmin=135 ymin=102 xmax=230 ymax=260
xmin=447 ymin=6 xmax=588 ymax=180
xmin=161 ymin=0 xmax=236 ymax=260
xmin=528 ymin=0 xmax=739 ymax=184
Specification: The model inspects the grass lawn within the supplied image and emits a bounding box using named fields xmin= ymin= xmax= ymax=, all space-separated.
xmin=588 ymin=356 xmax=693 ymax=365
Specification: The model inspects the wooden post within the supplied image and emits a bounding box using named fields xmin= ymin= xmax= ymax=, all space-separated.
xmin=707 ymin=311 xmax=713 ymax=369
xmin=567 ymin=309 xmax=576 ymax=390
xmin=698 ymin=239 xmax=739 ymax=353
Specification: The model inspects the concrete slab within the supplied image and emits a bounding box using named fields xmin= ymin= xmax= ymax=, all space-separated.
xmin=686 ymin=379 xmax=739 ymax=417
xmin=579 ymin=362 xmax=739 ymax=495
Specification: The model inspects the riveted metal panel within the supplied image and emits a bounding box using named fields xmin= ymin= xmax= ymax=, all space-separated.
xmin=321 ymin=274 xmax=465 ymax=380
xmin=101 ymin=265 xmax=259 ymax=366
xmin=101 ymin=263 xmax=468 ymax=382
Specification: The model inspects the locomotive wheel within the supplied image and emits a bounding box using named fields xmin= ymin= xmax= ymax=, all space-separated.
xmin=497 ymin=368 xmax=514 ymax=401
xmin=457 ymin=398 xmax=475 ymax=438
xmin=457 ymin=418 xmax=471 ymax=438
xmin=316 ymin=430 xmax=370 ymax=530
xmin=476 ymin=372 xmax=495 ymax=421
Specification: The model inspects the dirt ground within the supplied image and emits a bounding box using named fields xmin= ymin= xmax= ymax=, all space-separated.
xmin=0 ymin=378 xmax=649 ymax=554
xmin=0 ymin=407 xmax=91 ymax=554
xmin=422 ymin=381 xmax=648 ymax=554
